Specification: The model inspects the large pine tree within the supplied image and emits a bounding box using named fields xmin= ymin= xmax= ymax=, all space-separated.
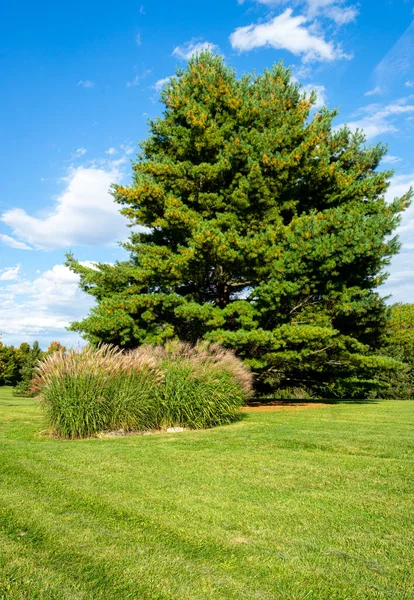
xmin=68 ymin=52 xmax=410 ymax=396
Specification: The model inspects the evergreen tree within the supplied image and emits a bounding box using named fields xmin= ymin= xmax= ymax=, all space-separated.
xmin=18 ymin=342 xmax=30 ymax=356
xmin=0 ymin=343 xmax=21 ymax=386
xmin=67 ymin=53 xmax=410 ymax=396
xmin=14 ymin=341 xmax=44 ymax=396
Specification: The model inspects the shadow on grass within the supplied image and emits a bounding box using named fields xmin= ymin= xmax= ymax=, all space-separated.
xmin=247 ymin=397 xmax=381 ymax=407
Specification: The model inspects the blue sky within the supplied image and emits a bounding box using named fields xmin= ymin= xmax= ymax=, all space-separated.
xmin=1 ymin=0 xmax=414 ymax=347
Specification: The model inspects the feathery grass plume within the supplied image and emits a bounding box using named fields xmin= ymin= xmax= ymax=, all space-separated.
xmin=132 ymin=341 xmax=253 ymax=429
xmin=35 ymin=342 xmax=253 ymax=438
xmin=36 ymin=345 xmax=126 ymax=438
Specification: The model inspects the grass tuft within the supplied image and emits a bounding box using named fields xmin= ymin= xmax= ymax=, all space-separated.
xmin=35 ymin=342 xmax=253 ymax=438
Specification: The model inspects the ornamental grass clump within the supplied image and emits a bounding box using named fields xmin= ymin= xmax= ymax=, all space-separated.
xmin=147 ymin=342 xmax=253 ymax=429
xmin=35 ymin=342 xmax=252 ymax=438
xmin=35 ymin=345 xmax=159 ymax=438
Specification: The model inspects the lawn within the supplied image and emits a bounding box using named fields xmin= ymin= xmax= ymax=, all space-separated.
xmin=1 ymin=387 xmax=413 ymax=600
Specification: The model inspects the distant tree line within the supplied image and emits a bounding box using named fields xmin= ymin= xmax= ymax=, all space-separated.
xmin=0 ymin=341 xmax=66 ymax=396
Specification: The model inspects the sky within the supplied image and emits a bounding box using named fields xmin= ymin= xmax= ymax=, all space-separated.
xmin=1 ymin=0 xmax=414 ymax=348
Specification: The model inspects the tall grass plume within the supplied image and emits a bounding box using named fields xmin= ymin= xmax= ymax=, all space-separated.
xmin=35 ymin=342 xmax=253 ymax=438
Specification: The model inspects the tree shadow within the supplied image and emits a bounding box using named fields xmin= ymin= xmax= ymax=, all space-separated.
xmin=247 ymin=397 xmax=381 ymax=407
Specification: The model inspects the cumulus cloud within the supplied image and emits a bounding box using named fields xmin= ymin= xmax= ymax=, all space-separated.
xmin=0 ymin=234 xmax=32 ymax=250
xmin=0 ymin=265 xmax=20 ymax=281
xmin=230 ymin=9 xmax=349 ymax=62
xmin=172 ymin=40 xmax=220 ymax=60
xmin=77 ymin=80 xmax=95 ymax=88
xmin=381 ymin=172 xmax=414 ymax=303
xmin=74 ymin=147 xmax=87 ymax=157
xmin=339 ymin=98 xmax=414 ymax=140
xmin=0 ymin=263 xmax=96 ymax=346
xmin=1 ymin=165 xmax=132 ymax=250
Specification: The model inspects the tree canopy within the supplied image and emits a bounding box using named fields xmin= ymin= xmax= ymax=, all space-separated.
xmin=67 ymin=52 xmax=411 ymax=396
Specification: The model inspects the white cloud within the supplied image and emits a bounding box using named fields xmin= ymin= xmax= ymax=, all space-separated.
xmin=405 ymin=80 xmax=414 ymax=88
xmin=120 ymin=142 xmax=135 ymax=155
xmin=301 ymin=83 xmax=326 ymax=108
xmin=0 ymin=234 xmax=32 ymax=251
xmin=135 ymin=32 xmax=142 ymax=46
xmin=154 ymin=76 xmax=173 ymax=92
xmin=229 ymin=9 xmax=349 ymax=62
xmin=382 ymin=155 xmax=402 ymax=165
xmin=365 ymin=86 xmax=382 ymax=97
xmin=74 ymin=147 xmax=87 ymax=157
xmin=77 ymin=80 xmax=95 ymax=88
xmin=317 ymin=3 xmax=358 ymax=25
xmin=339 ymin=98 xmax=414 ymax=140
xmin=106 ymin=147 xmax=118 ymax=155
xmin=294 ymin=64 xmax=312 ymax=79
xmin=386 ymin=270 xmax=414 ymax=284
xmin=1 ymin=165 xmax=132 ymax=250
xmin=172 ymin=40 xmax=220 ymax=61
xmin=385 ymin=173 xmax=414 ymax=208
xmin=0 ymin=265 xmax=20 ymax=281
xmin=381 ymin=172 xmax=414 ymax=303
xmin=0 ymin=263 xmax=96 ymax=346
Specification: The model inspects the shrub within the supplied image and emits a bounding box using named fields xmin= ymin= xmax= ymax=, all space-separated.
xmin=35 ymin=342 xmax=252 ymax=438
xmin=270 ymin=387 xmax=316 ymax=401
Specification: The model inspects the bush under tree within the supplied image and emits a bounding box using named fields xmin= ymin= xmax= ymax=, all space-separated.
xmin=67 ymin=52 xmax=411 ymax=397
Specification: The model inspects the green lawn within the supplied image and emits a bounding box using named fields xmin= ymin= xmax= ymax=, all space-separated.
xmin=1 ymin=387 xmax=413 ymax=600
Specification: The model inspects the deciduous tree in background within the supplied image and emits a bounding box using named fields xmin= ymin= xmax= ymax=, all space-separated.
xmin=377 ymin=303 xmax=414 ymax=398
xmin=67 ymin=52 xmax=411 ymax=396
xmin=46 ymin=341 xmax=67 ymax=355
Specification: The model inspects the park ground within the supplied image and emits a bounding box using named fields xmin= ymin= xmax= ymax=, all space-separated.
xmin=0 ymin=387 xmax=413 ymax=600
